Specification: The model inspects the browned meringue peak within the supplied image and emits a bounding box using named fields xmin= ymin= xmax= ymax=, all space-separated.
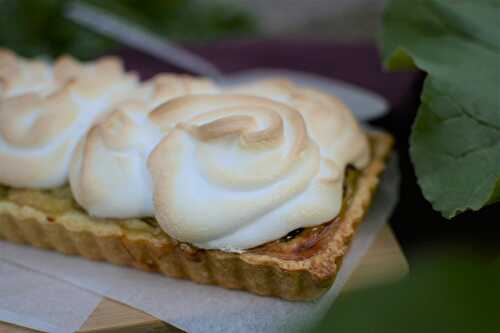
xmin=229 ymin=79 xmax=371 ymax=169
xmin=52 ymin=55 xmax=140 ymax=101
xmin=69 ymin=75 xmax=219 ymax=218
xmin=0 ymin=49 xmax=57 ymax=98
xmin=0 ymin=52 xmax=139 ymax=189
xmin=148 ymin=94 xmax=349 ymax=251
xmin=123 ymin=73 xmax=219 ymax=111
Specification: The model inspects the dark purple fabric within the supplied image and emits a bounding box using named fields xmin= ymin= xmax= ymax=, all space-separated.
xmin=117 ymin=39 xmax=417 ymax=109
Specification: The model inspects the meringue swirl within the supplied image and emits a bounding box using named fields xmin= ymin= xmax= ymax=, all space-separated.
xmin=148 ymin=95 xmax=350 ymax=251
xmin=69 ymin=75 xmax=218 ymax=218
xmin=0 ymin=51 xmax=371 ymax=252
xmin=230 ymin=79 xmax=370 ymax=169
xmin=0 ymin=52 xmax=138 ymax=188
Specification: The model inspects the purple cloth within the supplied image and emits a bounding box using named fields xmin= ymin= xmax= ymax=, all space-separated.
xmin=117 ymin=39 xmax=418 ymax=109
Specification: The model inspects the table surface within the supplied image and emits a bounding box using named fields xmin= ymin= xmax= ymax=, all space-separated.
xmin=0 ymin=225 xmax=407 ymax=333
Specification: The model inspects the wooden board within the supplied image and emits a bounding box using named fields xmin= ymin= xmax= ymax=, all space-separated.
xmin=0 ymin=225 xmax=408 ymax=333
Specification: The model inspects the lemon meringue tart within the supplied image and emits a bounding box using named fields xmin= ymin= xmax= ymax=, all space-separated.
xmin=0 ymin=50 xmax=393 ymax=301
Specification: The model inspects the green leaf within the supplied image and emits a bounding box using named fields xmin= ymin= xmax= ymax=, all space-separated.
xmin=382 ymin=47 xmax=416 ymax=71
xmin=380 ymin=0 xmax=500 ymax=218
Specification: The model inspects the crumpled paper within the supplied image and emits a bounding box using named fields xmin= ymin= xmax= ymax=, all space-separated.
xmin=0 ymin=155 xmax=399 ymax=333
xmin=0 ymin=259 xmax=102 ymax=333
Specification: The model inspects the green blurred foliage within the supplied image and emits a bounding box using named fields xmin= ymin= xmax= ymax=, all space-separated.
xmin=312 ymin=257 xmax=500 ymax=333
xmin=0 ymin=0 xmax=256 ymax=60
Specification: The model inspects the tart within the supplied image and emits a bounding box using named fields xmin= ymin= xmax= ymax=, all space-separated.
xmin=0 ymin=49 xmax=393 ymax=301
xmin=0 ymin=132 xmax=392 ymax=301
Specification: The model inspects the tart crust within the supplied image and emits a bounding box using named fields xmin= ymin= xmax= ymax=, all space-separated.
xmin=0 ymin=132 xmax=393 ymax=301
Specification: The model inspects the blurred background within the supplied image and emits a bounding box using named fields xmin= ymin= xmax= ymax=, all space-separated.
xmin=2 ymin=1 xmax=500 ymax=332
xmin=0 ymin=0 xmax=386 ymax=59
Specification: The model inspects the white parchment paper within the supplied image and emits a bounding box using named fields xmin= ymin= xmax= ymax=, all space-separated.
xmin=0 ymin=156 xmax=399 ymax=333
xmin=0 ymin=260 xmax=102 ymax=333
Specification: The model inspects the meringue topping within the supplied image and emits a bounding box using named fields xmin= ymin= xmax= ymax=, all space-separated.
xmin=0 ymin=51 xmax=138 ymax=188
xmin=0 ymin=51 xmax=371 ymax=251
xmin=230 ymin=79 xmax=370 ymax=168
xmin=0 ymin=49 xmax=58 ymax=98
xmin=148 ymin=94 xmax=368 ymax=251
xmin=69 ymin=75 xmax=218 ymax=218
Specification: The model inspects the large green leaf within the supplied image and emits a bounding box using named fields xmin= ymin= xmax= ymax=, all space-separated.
xmin=380 ymin=0 xmax=500 ymax=218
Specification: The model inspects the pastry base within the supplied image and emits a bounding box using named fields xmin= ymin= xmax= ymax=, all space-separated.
xmin=0 ymin=132 xmax=393 ymax=301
